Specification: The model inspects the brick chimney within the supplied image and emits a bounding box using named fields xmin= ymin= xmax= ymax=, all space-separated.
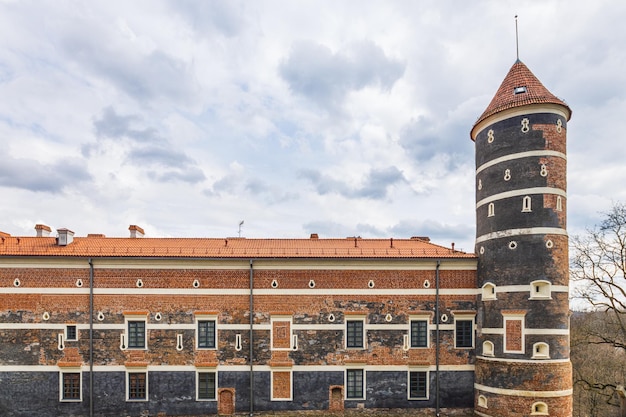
xmin=35 ymin=224 xmax=52 ymax=237
xmin=57 ymin=228 xmax=74 ymax=246
xmin=129 ymin=225 xmax=145 ymax=238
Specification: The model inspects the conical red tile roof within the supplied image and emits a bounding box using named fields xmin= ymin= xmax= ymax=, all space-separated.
xmin=472 ymin=60 xmax=571 ymax=137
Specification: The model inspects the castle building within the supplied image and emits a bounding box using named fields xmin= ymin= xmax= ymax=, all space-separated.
xmin=0 ymin=59 xmax=571 ymax=417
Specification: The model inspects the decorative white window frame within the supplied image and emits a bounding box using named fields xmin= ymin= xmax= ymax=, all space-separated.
xmin=195 ymin=312 xmax=218 ymax=350
xmin=270 ymin=368 xmax=293 ymax=401
xmin=196 ymin=367 xmax=218 ymax=401
xmin=271 ymin=314 xmax=294 ymax=351
xmin=529 ymin=280 xmax=552 ymax=300
xmin=556 ymin=196 xmax=563 ymax=212
xmin=532 ymin=342 xmax=550 ymax=359
xmin=522 ymin=196 xmax=532 ymax=212
xmin=407 ymin=366 xmax=429 ymax=400
xmin=126 ymin=368 xmax=149 ymax=402
xmin=345 ymin=314 xmax=367 ymax=350
xmin=344 ymin=366 xmax=366 ymax=400
xmin=487 ymin=203 xmax=495 ymax=217
xmin=482 ymin=340 xmax=495 ymax=357
xmin=482 ymin=283 xmax=497 ymax=301
xmin=122 ymin=312 xmax=148 ymax=351
xmin=478 ymin=394 xmax=488 ymax=408
xmin=452 ymin=312 xmax=476 ymax=349
xmin=59 ymin=368 xmax=83 ymax=402
xmin=408 ymin=314 xmax=431 ymax=349
xmin=502 ymin=312 xmax=526 ymax=354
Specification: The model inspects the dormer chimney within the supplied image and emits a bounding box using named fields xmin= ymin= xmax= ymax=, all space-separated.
xmin=57 ymin=228 xmax=74 ymax=246
xmin=129 ymin=225 xmax=145 ymax=238
xmin=35 ymin=224 xmax=52 ymax=237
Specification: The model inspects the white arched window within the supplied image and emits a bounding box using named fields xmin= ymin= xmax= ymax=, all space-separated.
xmin=530 ymin=280 xmax=551 ymax=300
xmin=522 ymin=196 xmax=532 ymax=212
xmin=556 ymin=196 xmax=563 ymax=211
xmin=531 ymin=401 xmax=548 ymax=415
xmin=482 ymin=283 xmax=496 ymax=301
xmin=488 ymin=203 xmax=495 ymax=217
xmin=532 ymin=342 xmax=550 ymax=359
xmin=482 ymin=341 xmax=494 ymax=357
xmin=477 ymin=395 xmax=488 ymax=408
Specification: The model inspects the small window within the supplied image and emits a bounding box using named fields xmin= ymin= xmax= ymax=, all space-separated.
xmin=66 ymin=325 xmax=77 ymax=341
xmin=522 ymin=196 xmax=532 ymax=212
xmin=530 ymin=280 xmax=551 ymax=299
xmin=532 ymin=342 xmax=550 ymax=359
xmin=408 ymin=371 xmax=428 ymax=400
xmin=514 ymin=86 xmax=527 ymax=94
xmin=482 ymin=341 xmax=494 ymax=357
xmin=127 ymin=321 xmax=146 ymax=349
xmin=482 ymin=283 xmax=496 ymax=301
xmin=410 ymin=320 xmax=428 ymax=348
xmin=198 ymin=320 xmax=216 ymax=349
xmin=487 ymin=203 xmax=495 ymax=217
xmin=127 ymin=372 xmax=147 ymax=401
xmin=531 ymin=401 xmax=549 ymax=415
xmin=455 ymin=318 xmax=474 ymax=348
xmin=197 ymin=371 xmax=217 ymax=401
xmin=478 ymin=394 xmax=488 ymax=408
xmin=556 ymin=196 xmax=563 ymax=211
xmin=60 ymin=372 xmax=81 ymax=401
xmin=346 ymin=320 xmax=364 ymax=349
xmin=346 ymin=369 xmax=364 ymax=399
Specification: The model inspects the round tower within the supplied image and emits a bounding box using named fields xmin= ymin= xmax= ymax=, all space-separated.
xmin=470 ymin=60 xmax=572 ymax=417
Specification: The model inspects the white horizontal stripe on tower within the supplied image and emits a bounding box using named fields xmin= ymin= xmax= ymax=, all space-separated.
xmin=481 ymin=328 xmax=569 ymax=335
xmin=476 ymin=227 xmax=568 ymax=244
xmin=476 ymin=187 xmax=566 ymax=208
xmin=476 ymin=150 xmax=566 ymax=174
xmin=474 ymin=383 xmax=572 ymax=398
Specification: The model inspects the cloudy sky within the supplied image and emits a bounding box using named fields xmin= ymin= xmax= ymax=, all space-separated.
xmin=0 ymin=0 xmax=624 ymax=252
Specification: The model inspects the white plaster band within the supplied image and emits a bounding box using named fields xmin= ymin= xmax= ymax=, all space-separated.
xmin=476 ymin=187 xmax=566 ymax=208
xmin=476 ymin=150 xmax=566 ymax=174
xmin=476 ymin=228 xmax=568 ymax=244
xmin=474 ymin=383 xmax=572 ymax=398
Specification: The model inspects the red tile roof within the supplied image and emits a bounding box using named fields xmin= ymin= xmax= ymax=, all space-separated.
xmin=0 ymin=235 xmax=474 ymax=259
xmin=472 ymin=60 xmax=571 ymax=137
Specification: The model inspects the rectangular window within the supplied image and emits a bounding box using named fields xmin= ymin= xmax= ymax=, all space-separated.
xmin=197 ymin=372 xmax=216 ymax=400
xmin=346 ymin=369 xmax=364 ymax=399
xmin=61 ymin=372 xmax=81 ymax=401
xmin=128 ymin=321 xmax=146 ymax=349
xmin=410 ymin=320 xmax=428 ymax=348
xmin=66 ymin=325 xmax=77 ymax=341
xmin=198 ymin=320 xmax=216 ymax=349
xmin=408 ymin=371 xmax=428 ymax=399
xmin=128 ymin=372 xmax=147 ymax=400
xmin=455 ymin=319 xmax=474 ymax=348
xmin=346 ymin=320 xmax=364 ymax=348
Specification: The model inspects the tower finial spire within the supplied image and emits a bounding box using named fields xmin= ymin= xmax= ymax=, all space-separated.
xmin=515 ymin=15 xmax=520 ymax=61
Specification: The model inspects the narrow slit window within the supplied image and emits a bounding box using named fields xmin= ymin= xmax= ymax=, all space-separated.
xmin=522 ymin=196 xmax=532 ymax=212
xmin=488 ymin=203 xmax=495 ymax=217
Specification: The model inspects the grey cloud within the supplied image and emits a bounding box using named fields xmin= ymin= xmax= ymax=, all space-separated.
xmin=398 ymin=116 xmax=473 ymax=168
xmin=0 ymin=154 xmax=91 ymax=193
xmin=61 ymin=33 xmax=195 ymax=103
xmin=299 ymin=166 xmax=405 ymax=200
xmin=94 ymin=107 xmax=162 ymax=143
xmin=170 ymin=0 xmax=245 ymax=37
xmin=147 ymin=167 xmax=206 ymax=184
xmin=279 ymin=40 xmax=405 ymax=109
xmin=128 ymin=146 xmax=192 ymax=167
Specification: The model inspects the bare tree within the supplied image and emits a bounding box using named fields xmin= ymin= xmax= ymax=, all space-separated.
xmin=571 ymin=202 xmax=626 ymax=416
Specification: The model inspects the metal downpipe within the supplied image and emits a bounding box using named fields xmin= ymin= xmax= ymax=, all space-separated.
xmin=435 ymin=259 xmax=441 ymax=417
xmin=249 ymin=259 xmax=254 ymax=416
xmin=88 ymin=258 xmax=94 ymax=417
